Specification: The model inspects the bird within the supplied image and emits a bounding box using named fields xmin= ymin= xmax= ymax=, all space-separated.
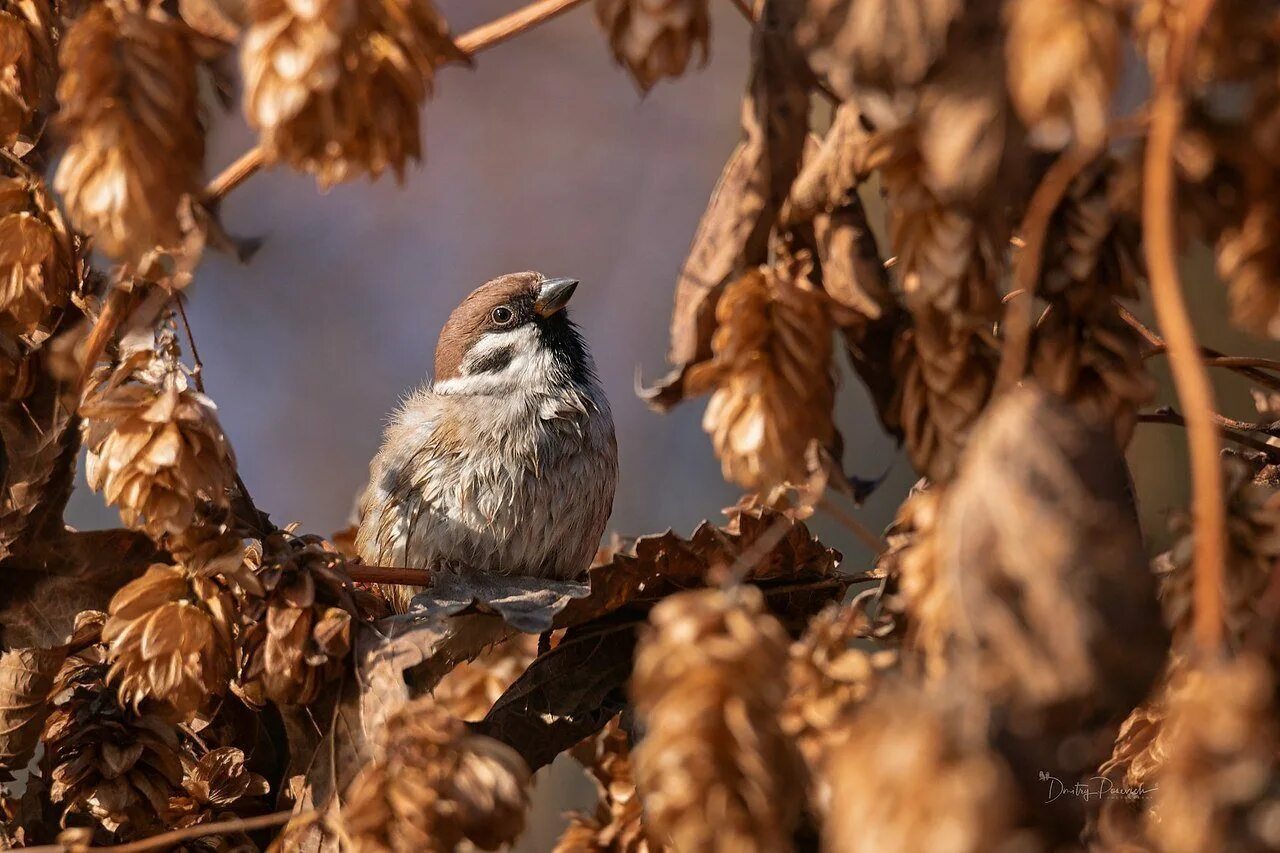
xmin=356 ymin=271 xmax=618 ymax=617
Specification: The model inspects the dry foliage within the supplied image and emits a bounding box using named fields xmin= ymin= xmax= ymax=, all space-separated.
xmin=3 ymin=0 xmax=1280 ymax=850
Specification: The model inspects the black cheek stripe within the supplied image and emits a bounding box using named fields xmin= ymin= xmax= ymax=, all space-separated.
xmin=469 ymin=345 xmax=515 ymax=375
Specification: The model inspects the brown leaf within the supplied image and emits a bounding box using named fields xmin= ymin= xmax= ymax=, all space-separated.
xmin=642 ymin=140 xmax=766 ymax=409
xmin=557 ymin=504 xmax=845 ymax=628
xmin=472 ymin=619 xmax=635 ymax=774
xmin=0 ymin=645 xmax=66 ymax=771
xmin=0 ymin=529 xmax=160 ymax=650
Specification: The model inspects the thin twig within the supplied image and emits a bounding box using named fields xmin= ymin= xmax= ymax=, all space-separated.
xmin=1117 ymin=302 xmax=1280 ymax=391
xmin=173 ymin=293 xmax=204 ymax=393
xmin=1139 ymin=409 xmax=1280 ymax=462
xmin=203 ymin=146 xmax=266 ymax=203
xmin=202 ymin=0 xmax=592 ymax=204
xmin=726 ymin=0 xmax=755 ymax=21
xmin=455 ymin=0 xmax=589 ymax=53
xmin=817 ymin=496 xmax=883 ymax=554
xmin=1143 ymin=0 xmax=1224 ymax=652
xmin=23 ymin=810 xmax=300 ymax=853
xmin=995 ymin=145 xmax=1098 ymax=395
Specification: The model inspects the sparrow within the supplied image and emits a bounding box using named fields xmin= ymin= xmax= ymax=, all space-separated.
xmin=356 ymin=272 xmax=618 ymax=614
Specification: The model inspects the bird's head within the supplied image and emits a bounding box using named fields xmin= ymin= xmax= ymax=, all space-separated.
xmin=432 ymin=271 xmax=595 ymax=396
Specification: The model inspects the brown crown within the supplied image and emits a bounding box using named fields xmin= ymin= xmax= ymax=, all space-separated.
xmin=434 ymin=271 xmax=545 ymax=382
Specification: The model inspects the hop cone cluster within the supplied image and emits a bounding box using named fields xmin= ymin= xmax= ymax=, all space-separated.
xmin=822 ymin=682 xmax=1023 ymax=853
xmin=235 ymin=532 xmax=363 ymax=706
xmin=102 ymin=563 xmax=236 ymax=721
xmin=83 ymin=348 xmax=236 ymax=540
xmin=165 ymin=747 xmax=269 ymax=833
xmin=343 ymin=698 xmax=530 ymax=852
xmin=0 ymin=170 xmax=71 ymax=338
xmin=558 ymin=717 xmax=662 ymax=853
xmin=687 ymin=262 xmax=837 ymax=496
xmin=242 ymin=0 xmax=464 ymax=188
xmin=54 ymin=1 xmax=204 ymax=263
xmin=42 ymin=614 xmax=185 ymax=835
xmin=1147 ymin=655 xmax=1280 ymax=852
xmin=781 ymin=601 xmax=896 ymax=793
xmin=595 ymin=0 xmax=709 ymax=92
xmin=631 ymin=586 xmax=802 ymax=852
xmin=0 ymin=0 xmax=55 ymax=150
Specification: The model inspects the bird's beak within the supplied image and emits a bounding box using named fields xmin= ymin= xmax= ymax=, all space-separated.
xmin=535 ymin=278 xmax=579 ymax=317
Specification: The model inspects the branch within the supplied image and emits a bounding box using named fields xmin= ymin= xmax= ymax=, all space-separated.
xmin=1143 ymin=0 xmax=1225 ymax=652
xmin=454 ymin=0 xmax=589 ymax=53
xmin=347 ymin=564 xmax=434 ymax=586
xmin=995 ymin=145 xmax=1098 ymax=395
xmin=1138 ymin=408 xmax=1280 ymax=462
xmin=22 ymin=810 xmax=299 ymax=853
xmin=1117 ymin=302 xmax=1280 ymax=391
xmin=201 ymin=0 xmax=592 ymax=203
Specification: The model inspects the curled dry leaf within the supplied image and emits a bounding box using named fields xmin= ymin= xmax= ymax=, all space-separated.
xmin=560 ymin=501 xmax=844 ymax=629
xmin=595 ymin=0 xmax=709 ymax=92
xmin=0 ymin=0 xmax=55 ymax=151
xmin=684 ymin=260 xmax=839 ymax=496
xmin=1004 ymin=0 xmax=1121 ymax=151
xmin=631 ymin=586 xmax=803 ymax=853
xmin=242 ymin=0 xmax=465 ymax=188
xmin=82 ymin=345 xmax=237 ymax=541
xmin=102 ymin=563 xmax=236 ymax=722
xmin=343 ymin=698 xmax=530 ymax=853
xmin=0 ymin=644 xmax=67 ymax=772
xmin=821 ymin=680 xmax=1027 ymax=853
xmin=54 ymin=2 xmax=204 ymax=264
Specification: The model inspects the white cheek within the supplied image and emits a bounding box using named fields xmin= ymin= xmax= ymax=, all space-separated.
xmin=437 ymin=326 xmax=554 ymax=395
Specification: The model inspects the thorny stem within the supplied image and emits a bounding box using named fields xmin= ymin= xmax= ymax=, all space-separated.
xmin=201 ymin=0 xmax=591 ymax=203
xmin=994 ymin=145 xmax=1098 ymax=395
xmin=21 ymin=810 xmax=301 ymax=853
xmin=1144 ymin=0 xmax=1223 ymax=653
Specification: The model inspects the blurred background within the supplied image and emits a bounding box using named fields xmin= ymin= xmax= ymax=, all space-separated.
xmin=57 ymin=0 xmax=1280 ymax=845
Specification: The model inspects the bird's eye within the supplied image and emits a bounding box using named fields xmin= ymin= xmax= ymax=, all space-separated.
xmin=491 ymin=306 xmax=515 ymax=326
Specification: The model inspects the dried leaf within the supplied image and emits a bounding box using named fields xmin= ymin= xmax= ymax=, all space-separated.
xmin=0 ymin=645 xmax=66 ymax=771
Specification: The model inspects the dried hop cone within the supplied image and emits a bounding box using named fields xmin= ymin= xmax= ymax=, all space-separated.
xmin=688 ymin=261 xmax=838 ymax=496
xmin=1004 ymin=0 xmax=1122 ymax=150
xmin=781 ymin=602 xmax=897 ymax=786
xmin=0 ymin=170 xmax=72 ymax=336
xmin=235 ymin=533 xmax=360 ymax=707
xmin=54 ymin=2 xmax=204 ymax=263
xmin=1217 ymin=197 xmax=1280 ymax=338
xmin=0 ymin=0 xmax=55 ymax=149
xmin=83 ymin=348 xmax=237 ymax=539
xmin=595 ymin=0 xmax=709 ymax=92
xmin=631 ymin=586 xmax=803 ymax=852
xmin=559 ymin=717 xmax=663 ymax=853
xmin=822 ymin=681 xmax=1022 ymax=853
xmin=344 ymin=698 xmax=531 ymax=852
xmin=42 ymin=614 xmax=185 ymax=834
xmin=166 ymin=746 xmax=269 ymax=830
xmin=242 ymin=0 xmax=464 ymax=188
xmin=1147 ymin=655 xmax=1280 ymax=853
xmin=102 ymin=563 xmax=237 ymax=721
